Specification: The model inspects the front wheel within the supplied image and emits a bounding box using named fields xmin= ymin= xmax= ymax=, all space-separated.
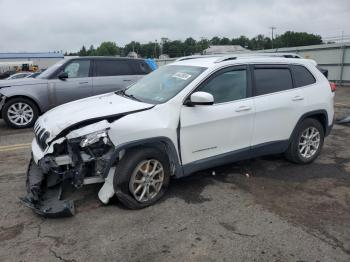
xmin=113 ymin=147 xmax=170 ymax=209
xmin=2 ymin=98 xmax=39 ymax=128
xmin=285 ymin=118 xmax=324 ymax=164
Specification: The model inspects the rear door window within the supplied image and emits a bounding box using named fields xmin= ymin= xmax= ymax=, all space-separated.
xmin=254 ymin=67 xmax=293 ymax=96
xmin=292 ymin=65 xmax=316 ymax=87
xmin=94 ymin=60 xmax=133 ymax=76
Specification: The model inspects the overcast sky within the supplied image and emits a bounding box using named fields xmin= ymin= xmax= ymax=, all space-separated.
xmin=0 ymin=0 xmax=349 ymax=52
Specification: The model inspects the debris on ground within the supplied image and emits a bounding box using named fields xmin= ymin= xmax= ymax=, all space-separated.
xmin=337 ymin=115 xmax=350 ymax=125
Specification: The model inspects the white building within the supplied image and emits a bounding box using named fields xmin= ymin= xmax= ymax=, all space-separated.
xmin=0 ymin=52 xmax=64 ymax=70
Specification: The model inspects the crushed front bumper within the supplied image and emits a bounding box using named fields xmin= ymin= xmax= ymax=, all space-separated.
xmin=20 ymin=159 xmax=75 ymax=218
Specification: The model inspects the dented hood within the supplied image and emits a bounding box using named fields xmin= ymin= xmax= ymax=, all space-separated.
xmin=37 ymin=92 xmax=153 ymax=140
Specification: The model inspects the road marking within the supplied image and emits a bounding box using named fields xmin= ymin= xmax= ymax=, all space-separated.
xmin=335 ymin=103 xmax=350 ymax=108
xmin=0 ymin=143 xmax=31 ymax=152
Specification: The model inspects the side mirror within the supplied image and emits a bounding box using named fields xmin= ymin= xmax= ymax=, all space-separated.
xmin=185 ymin=91 xmax=214 ymax=106
xmin=58 ymin=71 xmax=68 ymax=80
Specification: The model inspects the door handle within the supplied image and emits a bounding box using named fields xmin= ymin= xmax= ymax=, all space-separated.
xmin=235 ymin=105 xmax=252 ymax=112
xmin=123 ymin=79 xmax=132 ymax=82
xmin=292 ymin=95 xmax=304 ymax=101
xmin=79 ymin=81 xmax=89 ymax=84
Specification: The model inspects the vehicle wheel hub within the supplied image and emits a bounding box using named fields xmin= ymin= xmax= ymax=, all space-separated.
xmin=7 ymin=102 xmax=34 ymax=126
xmin=129 ymin=159 xmax=164 ymax=202
xmin=298 ymin=127 xmax=320 ymax=159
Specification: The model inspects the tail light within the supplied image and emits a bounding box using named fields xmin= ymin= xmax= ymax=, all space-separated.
xmin=329 ymin=82 xmax=336 ymax=92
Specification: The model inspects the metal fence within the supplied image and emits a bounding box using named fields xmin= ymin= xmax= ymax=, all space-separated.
xmin=156 ymin=42 xmax=350 ymax=86
xmin=260 ymin=42 xmax=350 ymax=85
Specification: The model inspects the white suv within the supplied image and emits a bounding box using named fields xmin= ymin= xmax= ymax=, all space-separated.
xmin=21 ymin=54 xmax=335 ymax=217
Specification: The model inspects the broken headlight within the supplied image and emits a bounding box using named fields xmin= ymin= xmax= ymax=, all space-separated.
xmin=79 ymin=130 xmax=113 ymax=158
xmin=80 ymin=130 xmax=110 ymax=148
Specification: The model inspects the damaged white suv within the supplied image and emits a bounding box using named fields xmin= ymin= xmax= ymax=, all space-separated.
xmin=21 ymin=54 xmax=335 ymax=217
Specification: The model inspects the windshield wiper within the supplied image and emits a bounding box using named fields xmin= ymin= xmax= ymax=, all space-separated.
xmin=116 ymin=89 xmax=142 ymax=102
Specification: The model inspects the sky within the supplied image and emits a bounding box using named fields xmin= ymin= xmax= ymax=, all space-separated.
xmin=0 ymin=0 xmax=349 ymax=52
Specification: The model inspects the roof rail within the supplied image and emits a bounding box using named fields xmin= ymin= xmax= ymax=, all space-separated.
xmin=175 ymin=55 xmax=219 ymax=62
xmin=214 ymin=52 xmax=302 ymax=63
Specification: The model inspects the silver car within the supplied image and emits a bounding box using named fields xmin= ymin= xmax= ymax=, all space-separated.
xmin=6 ymin=72 xmax=33 ymax=80
xmin=0 ymin=57 xmax=152 ymax=128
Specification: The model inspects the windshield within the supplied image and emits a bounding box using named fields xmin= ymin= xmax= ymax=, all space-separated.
xmin=37 ymin=59 xmax=66 ymax=79
xmin=123 ymin=65 xmax=206 ymax=104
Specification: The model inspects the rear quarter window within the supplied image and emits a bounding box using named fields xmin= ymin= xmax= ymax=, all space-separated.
xmin=292 ymin=65 xmax=316 ymax=87
xmin=254 ymin=67 xmax=293 ymax=96
xmin=129 ymin=60 xmax=152 ymax=75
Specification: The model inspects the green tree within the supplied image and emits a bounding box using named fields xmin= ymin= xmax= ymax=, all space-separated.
xmin=87 ymin=45 xmax=95 ymax=56
xmin=196 ymin=39 xmax=210 ymax=54
xmin=95 ymin=42 xmax=120 ymax=56
xmin=78 ymin=45 xmax=88 ymax=56
xmin=231 ymin=36 xmax=250 ymax=48
xmin=274 ymin=31 xmax=322 ymax=48
xmin=210 ymin=36 xmax=221 ymax=45
xmin=184 ymin=37 xmax=197 ymax=55
xmin=163 ymin=40 xmax=185 ymax=58
xmin=220 ymin=37 xmax=231 ymax=45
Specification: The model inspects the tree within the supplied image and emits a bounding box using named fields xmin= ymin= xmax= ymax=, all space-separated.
xmin=220 ymin=37 xmax=231 ymax=45
xmin=95 ymin=42 xmax=120 ymax=56
xmin=87 ymin=45 xmax=95 ymax=56
xmin=210 ymin=36 xmax=221 ymax=45
xmin=196 ymin=38 xmax=210 ymax=54
xmin=274 ymin=31 xmax=322 ymax=48
xmin=231 ymin=36 xmax=250 ymax=48
xmin=78 ymin=45 xmax=87 ymax=56
xmin=249 ymin=34 xmax=271 ymax=50
xmin=163 ymin=40 xmax=184 ymax=57
xmin=71 ymin=31 xmax=324 ymax=58
xmin=184 ymin=37 xmax=196 ymax=55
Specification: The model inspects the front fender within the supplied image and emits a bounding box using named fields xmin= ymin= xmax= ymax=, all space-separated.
xmin=109 ymin=136 xmax=183 ymax=178
xmin=0 ymin=83 xmax=48 ymax=112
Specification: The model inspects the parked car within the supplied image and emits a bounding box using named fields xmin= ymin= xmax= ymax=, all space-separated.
xmin=6 ymin=72 xmax=33 ymax=80
xmin=0 ymin=70 xmax=16 ymax=79
xmin=26 ymin=71 xmax=44 ymax=78
xmin=20 ymin=53 xmax=335 ymax=217
xmin=0 ymin=57 xmax=153 ymax=128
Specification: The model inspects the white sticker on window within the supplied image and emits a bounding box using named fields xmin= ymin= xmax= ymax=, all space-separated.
xmin=172 ymin=72 xmax=191 ymax=80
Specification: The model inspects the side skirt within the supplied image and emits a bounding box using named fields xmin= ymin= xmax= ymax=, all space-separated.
xmin=180 ymin=140 xmax=289 ymax=177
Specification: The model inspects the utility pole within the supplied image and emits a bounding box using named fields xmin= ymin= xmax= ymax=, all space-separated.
xmin=154 ymin=40 xmax=158 ymax=58
xmin=269 ymin=26 xmax=276 ymax=49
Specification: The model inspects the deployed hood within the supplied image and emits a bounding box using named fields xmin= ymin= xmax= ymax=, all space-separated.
xmin=0 ymin=78 xmax=45 ymax=89
xmin=36 ymin=92 xmax=153 ymax=140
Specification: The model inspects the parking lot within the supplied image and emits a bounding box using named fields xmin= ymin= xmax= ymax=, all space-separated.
xmin=0 ymin=87 xmax=349 ymax=261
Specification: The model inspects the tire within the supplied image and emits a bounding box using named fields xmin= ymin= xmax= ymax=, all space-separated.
xmin=285 ymin=118 xmax=324 ymax=164
xmin=2 ymin=97 xmax=39 ymax=128
xmin=113 ymin=147 xmax=171 ymax=209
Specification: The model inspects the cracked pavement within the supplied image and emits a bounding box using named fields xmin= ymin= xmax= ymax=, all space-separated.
xmin=0 ymin=87 xmax=350 ymax=261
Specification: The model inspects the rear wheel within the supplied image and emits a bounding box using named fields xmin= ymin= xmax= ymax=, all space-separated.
xmin=285 ymin=118 xmax=324 ymax=164
xmin=113 ymin=147 xmax=170 ymax=209
xmin=2 ymin=98 xmax=39 ymax=128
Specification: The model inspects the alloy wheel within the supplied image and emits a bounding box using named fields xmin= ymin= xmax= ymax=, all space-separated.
xmin=298 ymin=127 xmax=320 ymax=159
xmin=7 ymin=102 xmax=34 ymax=126
xmin=129 ymin=159 xmax=164 ymax=202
